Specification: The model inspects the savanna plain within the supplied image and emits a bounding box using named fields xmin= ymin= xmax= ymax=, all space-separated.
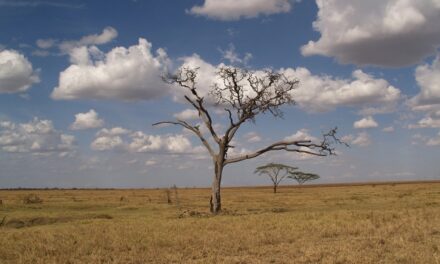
xmin=0 ymin=182 xmax=439 ymax=264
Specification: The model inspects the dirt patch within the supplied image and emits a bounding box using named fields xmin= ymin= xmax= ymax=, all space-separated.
xmin=178 ymin=210 xmax=210 ymax=218
xmin=178 ymin=209 xmax=242 ymax=218
xmin=93 ymin=214 xmax=113 ymax=219
xmin=1 ymin=214 xmax=113 ymax=229
xmin=270 ymin=207 xmax=289 ymax=213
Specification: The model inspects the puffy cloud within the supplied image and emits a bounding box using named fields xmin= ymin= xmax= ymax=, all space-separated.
xmin=409 ymin=117 xmax=440 ymax=129
xmin=70 ymin=109 xmax=104 ymax=130
xmin=91 ymin=127 xmax=198 ymax=154
xmin=343 ymin=132 xmax=371 ymax=147
xmin=243 ymin=131 xmax=261 ymax=143
xmin=353 ymin=116 xmax=378 ymax=129
xmin=188 ymin=0 xmax=292 ymax=21
xmin=90 ymin=127 xmax=130 ymax=151
xmin=51 ymin=38 xmax=171 ymax=100
xmin=97 ymin=127 xmax=130 ymax=136
xmin=0 ymin=118 xmax=75 ymax=154
xmin=173 ymin=109 xmax=199 ymax=120
xmin=409 ymin=58 xmax=440 ymax=127
xmin=175 ymin=54 xmax=222 ymax=100
xmin=128 ymin=132 xmax=192 ymax=154
xmin=0 ymin=49 xmax=40 ymax=93
xmin=128 ymin=132 xmax=163 ymax=152
xmin=284 ymin=129 xmax=318 ymax=142
xmin=409 ymin=56 xmax=440 ymax=107
xmin=91 ymin=135 xmax=124 ymax=151
xmin=177 ymin=55 xmax=400 ymax=113
xmin=301 ymin=0 xmax=440 ymax=67
xmin=282 ymin=68 xmax=401 ymax=112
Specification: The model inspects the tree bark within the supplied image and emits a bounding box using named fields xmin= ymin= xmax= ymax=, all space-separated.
xmin=210 ymin=159 xmax=223 ymax=214
xmin=273 ymin=185 xmax=277 ymax=194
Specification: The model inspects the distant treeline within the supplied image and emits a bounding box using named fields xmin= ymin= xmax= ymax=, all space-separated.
xmin=1 ymin=180 xmax=439 ymax=191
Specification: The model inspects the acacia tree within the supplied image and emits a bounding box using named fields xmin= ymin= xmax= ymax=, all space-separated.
xmin=154 ymin=67 xmax=341 ymax=214
xmin=254 ymin=163 xmax=297 ymax=193
xmin=288 ymin=171 xmax=320 ymax=185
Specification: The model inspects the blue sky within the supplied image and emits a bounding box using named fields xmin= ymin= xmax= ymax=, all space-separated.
xmin=1 ymin=0 xmax=440 ymax=188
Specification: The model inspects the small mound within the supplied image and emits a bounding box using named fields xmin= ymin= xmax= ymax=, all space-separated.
xmin=271 ymin=207 xmax=289 ymax=213
xmin=4 ymin=219 xmax=26 ymax=228
xmin=93 ymin=214 xmax=113 ymax=219
xmin=23 ymin=194 xmax=43 ymax=204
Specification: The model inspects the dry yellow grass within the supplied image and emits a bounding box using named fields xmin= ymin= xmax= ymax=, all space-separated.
xmin=0 ymin=182 xmax=439 ymax=263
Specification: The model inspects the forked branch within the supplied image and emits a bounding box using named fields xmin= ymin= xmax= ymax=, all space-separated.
xmin=163 ymin=67 xmax=220 ymax=144
xmin=225 ymin=127 xmax=344 ymax=165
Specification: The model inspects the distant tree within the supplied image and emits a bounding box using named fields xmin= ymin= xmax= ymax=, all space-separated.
xmin=154 ymin=67 xmax=342 ymax=214
xmin=254 ymin=163 xmax=297 ymax=193
xmin=288 ymin=171 xmax=320 ymax=185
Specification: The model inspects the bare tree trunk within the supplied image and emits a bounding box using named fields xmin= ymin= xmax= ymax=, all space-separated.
xmin=210 ymin=159 xmax=223 ymax=214
xmin=273 ymin=185 xmax=277 ymax=194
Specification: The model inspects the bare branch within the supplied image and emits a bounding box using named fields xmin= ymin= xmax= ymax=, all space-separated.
xmin=152 ymin=120 xmax=216 ymax=158
xmin=225 ymin=128 xmax=343 ymax=165
xmin=163 ymin=68 xmax=221 ymax=144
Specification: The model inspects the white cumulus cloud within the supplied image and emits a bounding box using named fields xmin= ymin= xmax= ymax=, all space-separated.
xmin=0 ymin=118 xmax=75 ymax=154
xmin=70 ymin=109 xmax=104 ymax=130
xmin=188 ymin=0 xmax=292 ymax=21
xmin=282 ymin=68 xmax=401 ymax=112
xmin=342 ymin=132 xmax=371 ymax=147
xmin=409 ymin=116 xmax=440 ymax=129
xmin=51 ymin=38 xmax=171 ymax=100
xmin=353 ymin=116 xmax=378 ymax=129
xmin=177 ymin=55 xmax=401 ymax=113
xmin=284 ymin=129 xmax=318 ymax=142
xmin=301 ymin=0 xmax=440 ymax=67
xmin=0 ymin=49 xmax=40 ymax=93
xmin=90 ymin=127 xmax=130 ymax=151
xmin=410 ymin=56 xmax=440 ymax=107
xmin=91 ymin=127 xmax=198 ymax=155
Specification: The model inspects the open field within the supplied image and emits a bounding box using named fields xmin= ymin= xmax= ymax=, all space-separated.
xmin=1 ymin=182 xmax=440 ymax=263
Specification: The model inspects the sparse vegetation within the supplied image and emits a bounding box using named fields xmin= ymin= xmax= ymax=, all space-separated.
xmin=288 ymin=171 xmax=320 ymax=185
xmin=0 ymin=182 xmax=439 ymax=263
xmin=254 ymin=163 xmax=297 ymax=193
xmin=22 ymin=194 xmax=43 ymax=204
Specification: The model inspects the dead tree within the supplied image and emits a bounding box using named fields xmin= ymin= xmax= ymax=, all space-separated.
xmin=154 ymin=67 xmax=342 ymax=214
xmin=255 ymin=163 xmax=297 ymax=193
xmin=288 ymin=171 xmax=320 ymax=185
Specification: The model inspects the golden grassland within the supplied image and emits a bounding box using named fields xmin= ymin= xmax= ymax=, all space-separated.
xmin=0 ymin=182 xmax=439 ymax=263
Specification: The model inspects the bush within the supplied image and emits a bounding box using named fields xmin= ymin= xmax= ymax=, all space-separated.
xmin=23 ymin=194 xmax=43 ymax=204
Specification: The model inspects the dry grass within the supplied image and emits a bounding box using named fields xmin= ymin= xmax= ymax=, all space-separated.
xmin=0 ymin=182 xmax=439 ymax=263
